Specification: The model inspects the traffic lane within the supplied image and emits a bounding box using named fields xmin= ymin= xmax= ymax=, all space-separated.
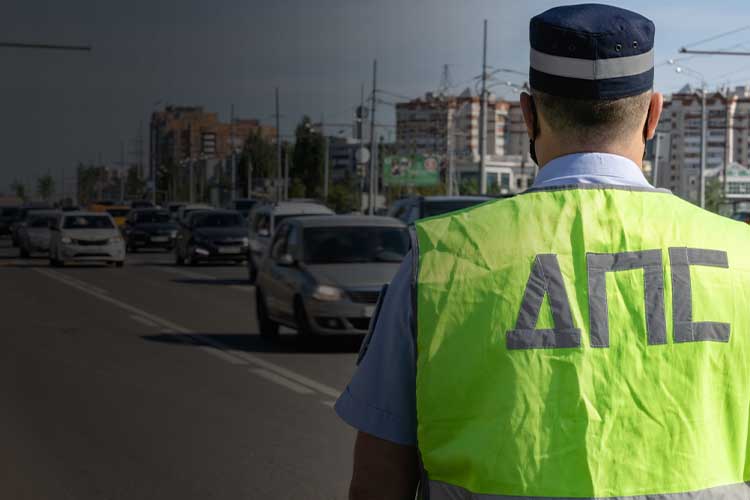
xmin=54 ymin=249 xmax=364 ymax=392
xmin=0 ymin=263 xmax=354 ymax=499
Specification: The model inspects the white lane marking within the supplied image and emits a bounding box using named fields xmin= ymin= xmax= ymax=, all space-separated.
xmin=321 ymin=400 xmax=336 ymax=408
xmin=156 ymin=267 xmax=214 ymax=280
xmin=130 ymin=315 xmax=158 ymax=328
xmin=51 ymin=271 xmax=109 ymax=295
xmin=252 ymin=368 xmax=315 ymax=395
xmin=226 ymin=349 xmax=341 ymax=399
xmin=34 ymin=268 xmax=343 ymax=398
xmin=35 ymin=268 xmax=247 ymax=366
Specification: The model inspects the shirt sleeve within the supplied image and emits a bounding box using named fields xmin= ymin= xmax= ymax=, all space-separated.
xmin=334 ymin=252 xmax=417 ymax=446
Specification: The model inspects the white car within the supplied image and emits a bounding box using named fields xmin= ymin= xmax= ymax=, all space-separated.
xmin=246 ymin=201 xmax=334 ymax=283
xmin=49 ymin=212 xmax=126 ymax=267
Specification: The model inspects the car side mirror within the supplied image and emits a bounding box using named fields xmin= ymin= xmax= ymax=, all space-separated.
xmin=278 ymin=253 xmax=296 ymax=267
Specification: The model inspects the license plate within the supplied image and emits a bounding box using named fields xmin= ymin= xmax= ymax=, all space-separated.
xmin=218 ymin=246 xmax=241 ymax=254
xmin=151 ymin=236 xmax=169 ymax=243
xmin=363 ymin=306 xmax=375 ymax=317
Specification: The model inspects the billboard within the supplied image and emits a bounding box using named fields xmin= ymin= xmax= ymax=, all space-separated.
xmin=382 ymin=155 xmax=439 ymax=186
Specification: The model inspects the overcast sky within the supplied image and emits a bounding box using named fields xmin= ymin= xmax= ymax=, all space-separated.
xmin=2 ymin=0 xmax=750 ymax=194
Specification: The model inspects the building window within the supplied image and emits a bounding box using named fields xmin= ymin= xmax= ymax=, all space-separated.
xmin=500 ymin=173 xmax=510 ymax=190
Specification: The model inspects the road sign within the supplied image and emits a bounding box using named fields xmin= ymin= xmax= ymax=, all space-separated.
xmin=383 ymin=155 xmax=439 ymax=187
xmin=355 ymin=147 xmax=370 ymax=164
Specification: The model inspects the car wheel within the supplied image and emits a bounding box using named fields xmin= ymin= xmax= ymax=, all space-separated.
xmin=294 ymin=296 xmax=314 ymax=338
xmin=19 ymin=246 xmax=29 ymax=258
xmin=175 ymin=248 xmax=184 ymax=266
xmin=256 ymin=289 xmax=279 ymax=340
xmin=115 ymin=261 xmax=124 ymax=268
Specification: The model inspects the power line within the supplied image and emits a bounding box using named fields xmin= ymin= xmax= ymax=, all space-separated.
xmin=681 ymin=26 xmax=750 ymax=50
xmin=0 ymin=41 xmax=91 ymax=51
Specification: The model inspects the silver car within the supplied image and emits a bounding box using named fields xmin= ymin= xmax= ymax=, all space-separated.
xmin=17 ymin=210 xmax=60 ymax=257
xmin=49 ymin=212 xmax=126 ymax=267
xmin=255 ymin=215 xmax=409 ymax=339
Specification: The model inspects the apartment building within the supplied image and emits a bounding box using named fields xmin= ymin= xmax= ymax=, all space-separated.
xmin=658 ymin=85 xmax=750 ymax=203
xmin=395 ymin=89 xmax=532 ymax=193
xmin=149 ymin=106 xmax=276 ymax=180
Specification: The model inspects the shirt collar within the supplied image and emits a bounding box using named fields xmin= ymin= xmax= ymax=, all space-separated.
xmin=532 ymin=152 xmax=652 ymax=189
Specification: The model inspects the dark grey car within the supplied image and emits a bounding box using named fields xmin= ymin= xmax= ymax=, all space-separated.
xmin=174 ymin=209 xmax=249 ymax=265
xmin=255 ymin=215 xmax=409 ymax=340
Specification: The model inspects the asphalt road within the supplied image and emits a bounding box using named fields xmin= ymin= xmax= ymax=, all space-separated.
xmin=0 ymin=238 xmax=361 ymax=499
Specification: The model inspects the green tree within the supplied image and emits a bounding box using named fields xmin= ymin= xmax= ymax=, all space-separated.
xmin=292 ymin=116 xmax=325 ymax=198
xmin=9 ymin=179 xmax=26 ymax=201
xmin=36 ymin=174 xmax=55 ymax=201
xmin=126 ymin=166 xmax=146 ymax=199
xmin=327 ymin=179 xmax=359 ymax=213
xmin=239 ymin=128 xmax=277 ymax=196
xmin=705 ymin=176 xmax=724 ymax=214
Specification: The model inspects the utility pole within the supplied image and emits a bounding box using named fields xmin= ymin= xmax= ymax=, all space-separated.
xmin=700 ymin=88 xmax=707 ymax=209
xmin=189 ymin=158 xmax=195 ymax=204
xmin=275 ymin=87 xmax=282 ymax=202
xmin=284 ymin=147 xmax=290 ymax=200
xmin=368 ymin=60 xmax=378 ymax=215
xmin=230 ymin=104 xmax=236 ymax=201
xmin=359 ymin=84 xmax=366 ymax=212
xmin=479 ymin=19 xmax=488 ymax=195
xmin=322 ymin=115 xmax=330 ymax=200
xmin=120 ymin=141 xmax=126 ymax=202
xmin=247 ymin=157 xmax=253 ymax=197
xmin=652 ymin=132 xmax=662 ymax=188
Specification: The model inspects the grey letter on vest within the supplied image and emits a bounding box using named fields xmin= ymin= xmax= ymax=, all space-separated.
xmin=586 ymin=250 xmax=666 ymax=348
xmin=506 ymin=254 xmax=581 ymax=350
xmin=668 ymin=247 xmax=730 ymax=343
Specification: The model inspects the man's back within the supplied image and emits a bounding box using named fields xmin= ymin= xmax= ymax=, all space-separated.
xmin=415 ymin=185 xmax=750 ymax=496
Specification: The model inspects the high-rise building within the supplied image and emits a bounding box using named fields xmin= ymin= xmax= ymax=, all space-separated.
xmin=654 ymin=85 xmax=750 ymax=204
xmin=149 ymin=106 xmax=276 ymax=183
xmin=395 ymin=89 xmax=533 ymax=194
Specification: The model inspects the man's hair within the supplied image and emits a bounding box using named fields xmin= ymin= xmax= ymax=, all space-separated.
xmin=533 ymin=90 xmax=652 ymax=144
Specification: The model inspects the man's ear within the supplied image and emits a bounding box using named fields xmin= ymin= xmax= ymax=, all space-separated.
xmin=520 ymin=92 xmax=537 ymax=138
xmin=644 ymin=92 xmax=664 ymax=141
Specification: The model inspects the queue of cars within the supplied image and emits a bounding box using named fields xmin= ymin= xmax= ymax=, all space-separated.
xmin=1 ymin=194 xmax=494 ymax=341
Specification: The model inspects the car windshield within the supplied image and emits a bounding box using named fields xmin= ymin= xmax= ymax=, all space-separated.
xmin=28 ymin=215 xmax=56 ymax=228
xmin=304 ymin=226 xmax=409 ymax=264
xmin=136 ymin=211 xmax=171 ymax=224
xmin=275 ymin=213 xmax=328 ymax=226
xmin=107 ymin=209 xmax=130 ymax=217
xmin=63 ymin=215 xmax=114 ymax=229
xmin=0 ymin=207 xmax=20 ymax=217
xmin=235 ymin=200 xmax=256 ymax=211
xmin=192 ymin=213 xmax=243 ymax=228
xmin=423 ymin=199 xmax=488 ymax=218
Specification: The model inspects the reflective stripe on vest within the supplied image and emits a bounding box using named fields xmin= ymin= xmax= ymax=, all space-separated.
xmin=428 ymin=480 xmax=750 ymax=500
xmin=414 ymin=186 xmax=750 ymax=498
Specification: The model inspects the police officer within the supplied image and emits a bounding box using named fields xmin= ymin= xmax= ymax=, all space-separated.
xmin=337 ymin=4 xmax=750 ymax=499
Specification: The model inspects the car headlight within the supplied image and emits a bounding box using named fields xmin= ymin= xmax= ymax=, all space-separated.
xmin=312 ymin=285 xmax=345 ymax=302
xmin=61 ymin=236 xmax=72 ymax=244
xmin=241 ymin=237 xmax=249 ymax=246
xmin=109 ymin=235 xmax=123 ymax=244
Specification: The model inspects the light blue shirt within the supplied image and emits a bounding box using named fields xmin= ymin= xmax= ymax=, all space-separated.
xmin=335 ymin=153 xmax=653 ymax=445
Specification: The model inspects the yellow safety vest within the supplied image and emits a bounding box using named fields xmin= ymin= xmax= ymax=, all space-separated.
xmin=414 ymin=185 xmax=750 ymax=499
